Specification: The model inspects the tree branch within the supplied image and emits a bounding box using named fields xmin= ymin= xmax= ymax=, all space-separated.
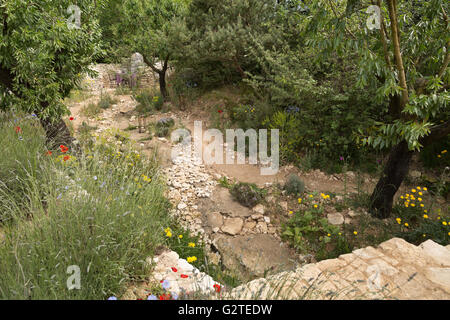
xmin=420 ymin=119 xmax=450 ymax=147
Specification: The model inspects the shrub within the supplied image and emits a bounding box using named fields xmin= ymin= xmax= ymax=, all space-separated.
xmin=81 ymin=103 xmax=102 ymax=118
xmin=134 ymin=89 xmax=164 ymax=115
xmin=229 ymin=182 xmax=265 ymax=208
xmin=98 ymin=93 xmax=118 ymax=110
xmin=284 ymin=174 xmax=305 ymax=196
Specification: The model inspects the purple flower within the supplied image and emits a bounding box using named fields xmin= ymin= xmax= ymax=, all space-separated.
xmin=147 ymin=295 xmax=157 ymax=300
xmin=339 ymin=156 xmax=344 ymax=161
xmin=107 ymin=296 xmax=118 ymax=300
xmin=161 ymin=280 xmax=170 ymax=290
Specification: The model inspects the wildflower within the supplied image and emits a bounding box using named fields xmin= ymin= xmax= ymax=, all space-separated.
xmin=314 ymin=204 xmax=318 ymax=208
xmin=213 ymin=284 xmax=221 ymax=293
xmin=423 ymin=214 xmax=429 ymax=219
xmin=46 ymin=151 xmax=52 ymax=156
xmin=166 ymin=231 xmax=172 ymax=237
xmin=289 ymin=210 xmax=294 ymax=215
xmin=188 ymin=242 xmax=195 ymax=248
xmin=396 ymin=218 xmax=401 ymax=224
xmin=164 ymin=227 xmax=171 ymax=233
xmin=353 ymin=231 xmax=358 ymax=235
xmin=411 ymin=189 xmax=416 ymax=193
xmin=187 ymin=256 xmax=197 ymax=263
xmin=93 ymin=176 xmax=98 ymax=181
xmin=69 ymin=117 xmax=74 ymax=121
xmin=59 ymin=145 xmax=69 ymax=153
xmin=159 ymin=293 xmax=171 ymax=300
xmin=15 ymin=126 xmax=21 ymax=133
xmin=339 ymin=156 xmax=344 ymax=161
xmin=417 ymin=187 xmax=421 ymax=190
xmin=423 ymin=187 xmax=427 ymax=191
xmin=171 ymin=292 xmax=179 ymax=300
xmin=423 ymin=234 xmax=426 ymax=238
xmin=338 ymin=232 xmax=342 ymax=236
xmin=178 ymin=235 xmax=183 ymax=239
xmin=327 ymin=233 xmax=331 ymax=237
xmin=441 ymin=150 xmax=447 ymax=154
xmin=180 ymin=274 xmax=189 ymax=279
xmin=404 ymin=223 xmax=409 ymax=227
xmin=161 ymin=280 xmax=170 ymax=290
xmin=418 ymin=192 xmax=423 ymax=196
xmin=171 ymin=267 xmax=178 ymax=273
xmin=107 ymin=296 xmax=117 ymax=300
xmin=147 ymin=295 xmax=157 ymax=300
xmin=411 ymin=203 xmax=415 ymax=207
xmin=443 ymin=221 xmax=448 ymax=226
xmin=309 ymin=195 xmax=313 ymax=198
xmin=298 ymin=198 xmax=302 ymax=204
xmin=63 ymin=155 xmax=70 ymax=162
xmin=418 ymin=198 xmax=422 ymax=202
xmin=218 ymin=110 xmax=223 ymax=114
xmin=424 ymin=210 xmax=428 ymax=213
xmin=400 ymin=196 xmax=404 ymax=199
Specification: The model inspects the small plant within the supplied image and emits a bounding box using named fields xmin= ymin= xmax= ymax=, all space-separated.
xmin=229 ymin=182 xmax=265 ymax=208
xmin=81 ymin=102 xmax=102 ymax=118
xmin=154 ymin=118 xmax=175 ymax=138
xmin=284 ymin=174 xmax=305 ymax=196
xmin=98 ymin=92 xmax=117 ymax=110
xmin=134 ymin=89 xmax=164 ymax=115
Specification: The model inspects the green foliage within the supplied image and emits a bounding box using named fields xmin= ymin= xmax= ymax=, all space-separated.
xmin=81 ymin=103 xmax=102 ymax=118
xmin=134 ymin=89 xmax=164 ymax=115
xmin=284 ymin=174 xmax=305 ymax=196
xmin=0 ymin=0 xmax=104 ymax=120
xmin=281 ymin=207 xmax=341 ymax=255
xmin=98 ymin=93 xmax=118 ymax=110
xmin=155 ymin=118 xmax=175 ymax=137
xmin=0 ymin=119 xmax=174 ymax=299
xmin=229 ymin=182 xmax=266 ymax=208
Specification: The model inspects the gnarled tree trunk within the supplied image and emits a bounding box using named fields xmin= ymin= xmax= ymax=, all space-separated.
xmin=370 ymin=141 xmax=414 ymax=219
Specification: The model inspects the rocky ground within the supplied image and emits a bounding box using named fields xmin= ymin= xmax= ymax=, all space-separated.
xmin=65 ymin=64 xmax=449 ymax=300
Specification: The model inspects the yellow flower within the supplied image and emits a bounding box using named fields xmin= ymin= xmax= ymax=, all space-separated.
xmin=423 ymin=187 xmax=428 ymax=191
xmin=418 ymin=198 xmax=422 ymax=202
xmin=404 ymin=223 xmax=409 ymax=227
xmin=418 ymin=192 xmax=423 ymax=196
xmin=187 ymin=256 xmax=197 ymax=263
xmin=442 ymin=150 xmax=448 ymax=154
xmin=423 ymin=214 xmax=429 ymax=219
xmin=417 ymin=187 xmax=421 ymax=190
xmin=188 ymin=242 xmax=195 ymax=248
xmin=443 ymin=221 xmax=448 ymax=226
xmin=298 ymin=198 xmax=302 ymax=203
xmin=338 ymin=232 xmax=342 ymax=236
xmin=309 ymin=195 xmax=313 ymax=198
xmin=424 ymin=210 xmax=428 ymax=213
xmin=420 ymin=204 xmax=424 ymax=207
xmin=353 ymin=231 xmax=358 ymax=235
xmin=411 ymin=189 xmax=416 ymax=193
xmin=166 ymin=231 xmax=172 ymax=238
xmin=400 ymin=196 xmax=404 ymax=199
xmin=314 ymin=204 xmax=318 ymax=208
xmin=396 ymin=218 xmax=401 ymax=224
xmin=178 ymin=235 xmax=183 ymax=239
xmin=164 ymin=227 xmax=171 ymax=233
xmin=411 ymin=203 xmax=415 ymax=207
xmin=289 ymin=210 xmax=294 ymax=215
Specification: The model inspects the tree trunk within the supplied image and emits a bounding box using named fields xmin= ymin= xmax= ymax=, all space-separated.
xmin=39 ymin=116 xmax=78 ymax=153
xmin=369 ymin=141 xmax=414 ymax=219
xmin=158 ymin=69 xmax=168 ymax=101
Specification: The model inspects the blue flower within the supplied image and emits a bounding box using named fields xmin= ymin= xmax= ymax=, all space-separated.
xmin=147 ymin=295 xmax=157 ymax=300
xmin=107 ymin=296 xmax=118 ymax=300
xmin=161 ymin=280 xmax=170 ymax=290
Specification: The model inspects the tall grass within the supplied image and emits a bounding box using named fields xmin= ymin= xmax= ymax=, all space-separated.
xmin=0 ymin=113 xmax=173 ymax=299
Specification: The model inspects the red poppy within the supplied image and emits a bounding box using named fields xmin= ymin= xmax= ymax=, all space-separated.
xmin=213 ymin=284 xmax=221 ymax=293
xmin=46 ymin=151 xmax=52 ymax=156
xmin=63 ymin=155 xmax=70 ymax=162
xmin=159 ymin=293 xmax=171 ymax=300
xmin=15 ymin=126 xmax=21 ymax=133
xmin=180 ymin=274 xmax=188 ymax=279
xmin=171 ymin=267 xmax=178 ymax=273
xmin=69 ymin=117 xmax=74 ymax=121
xmin=218 ymin=110 xmax=223 ymax=114
xmin=60 ymin=145 xmax=69 ymax=153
